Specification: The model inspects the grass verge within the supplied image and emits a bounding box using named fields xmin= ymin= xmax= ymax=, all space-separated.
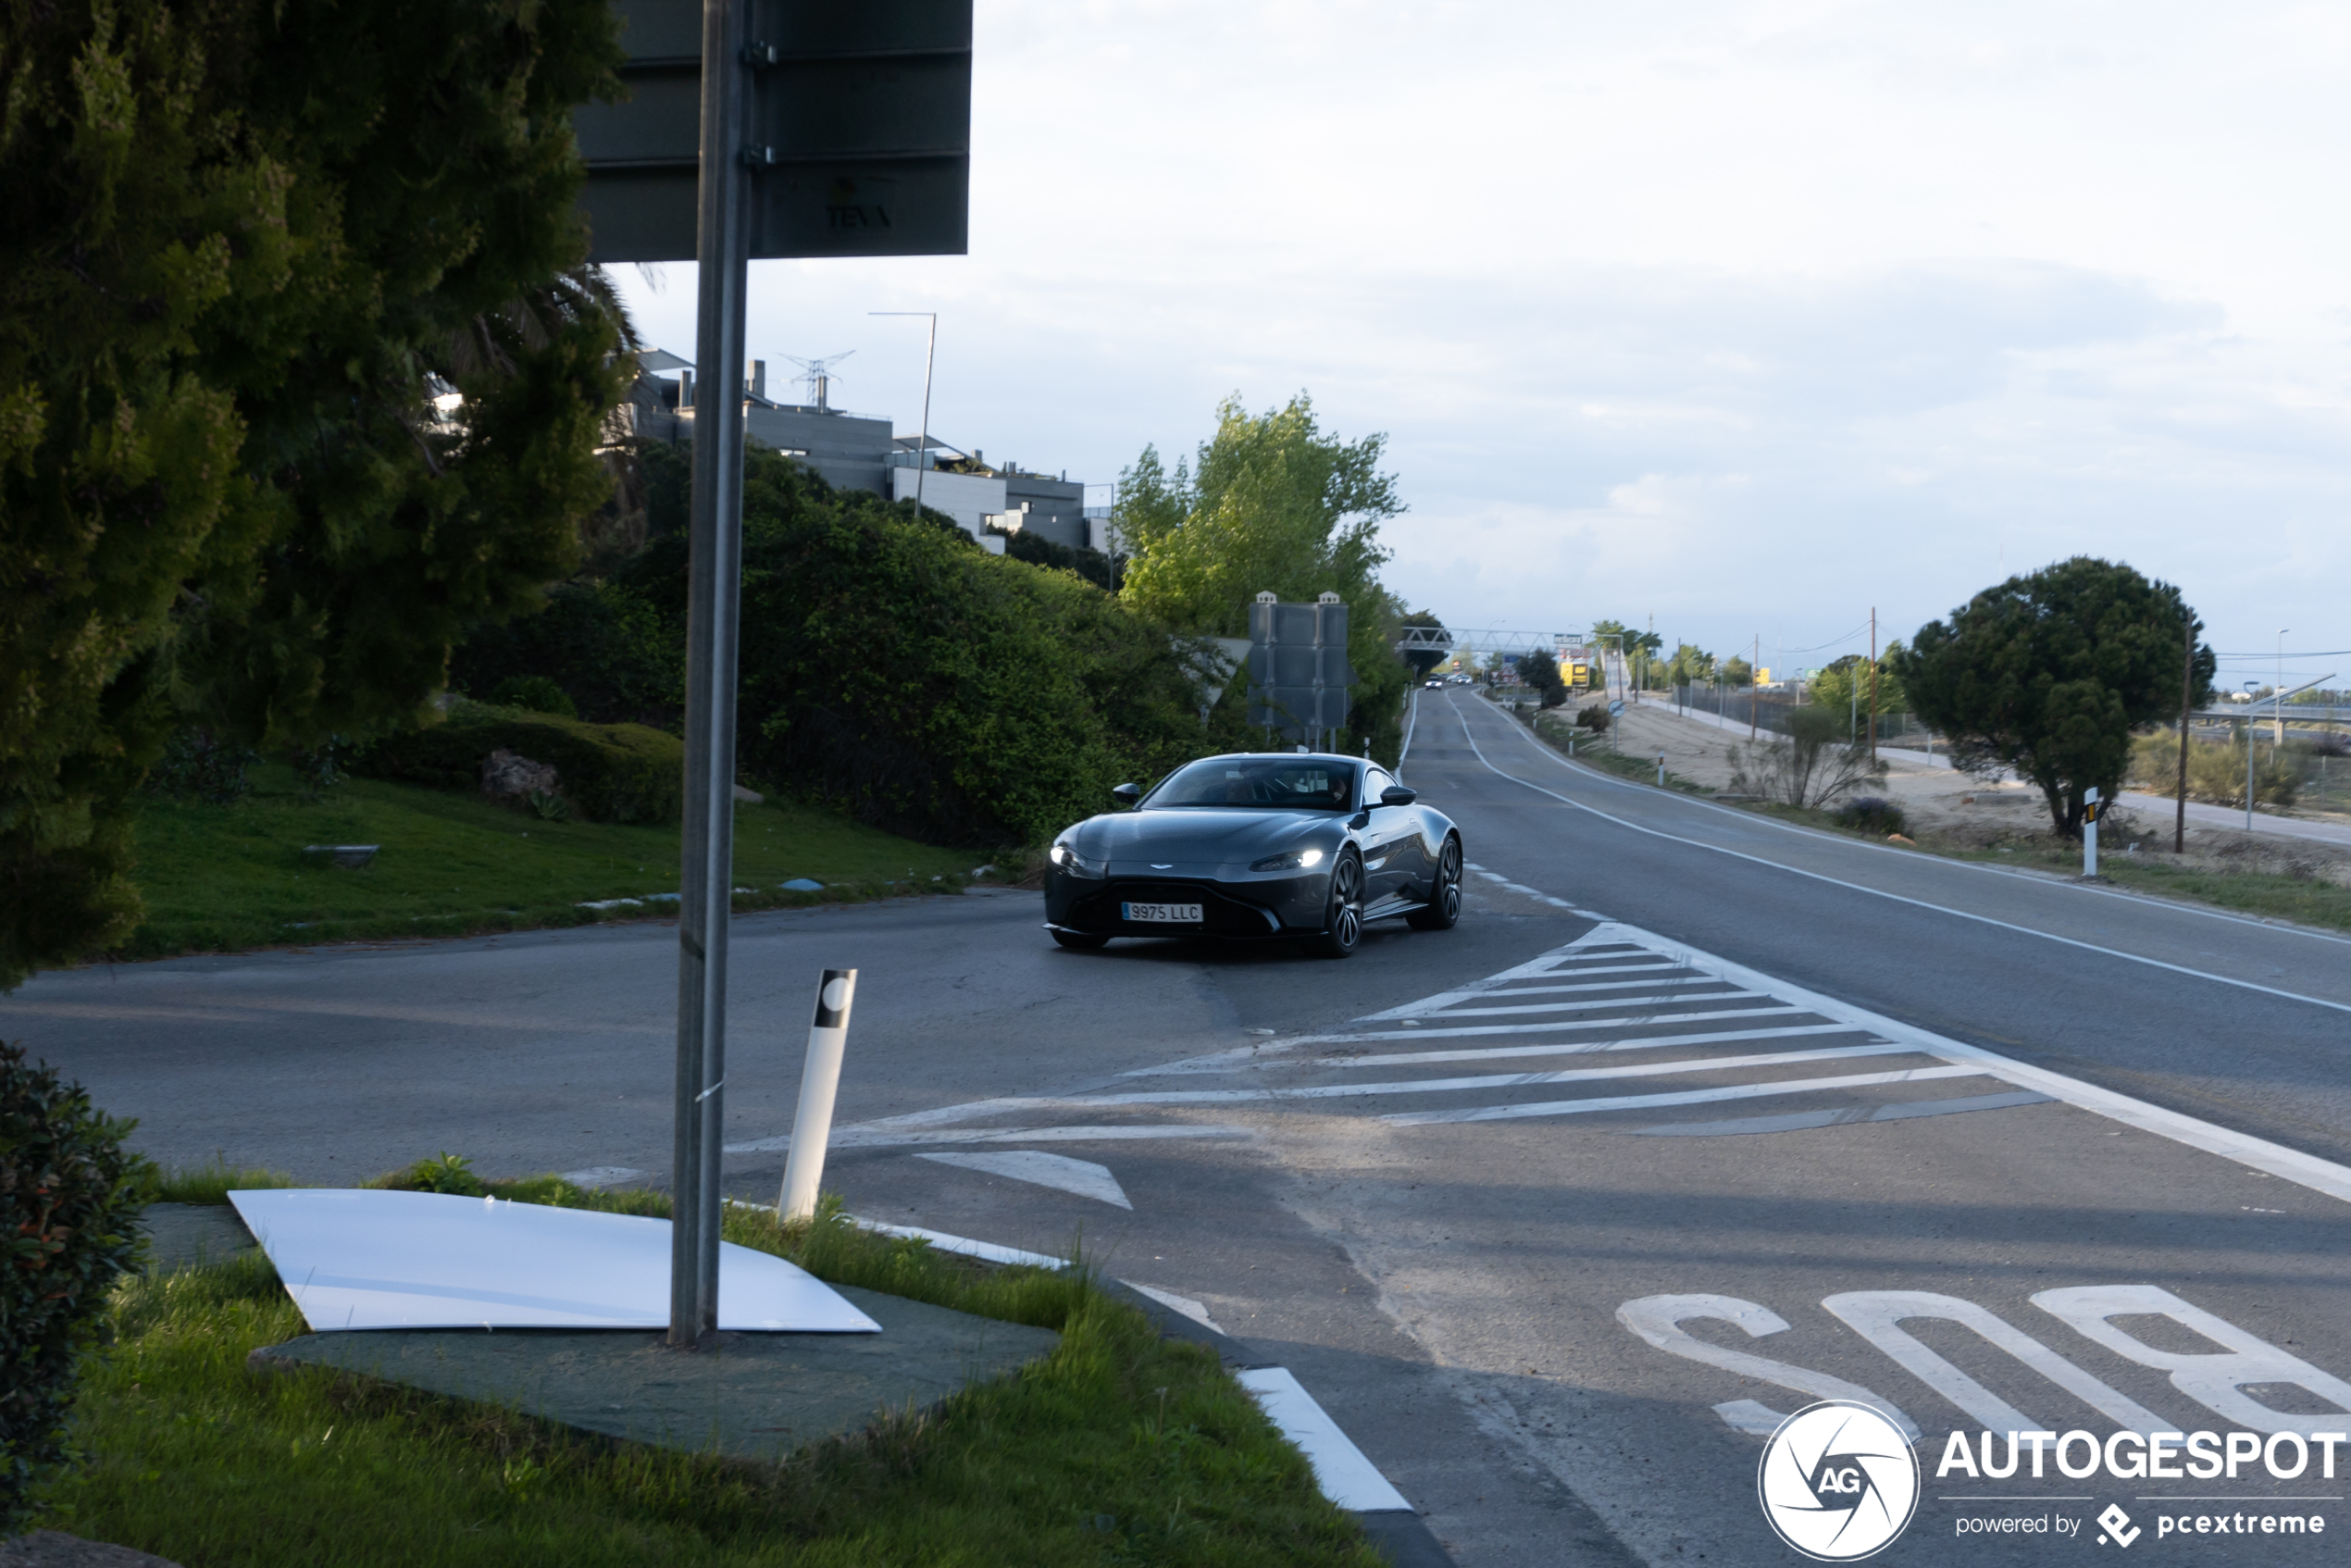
xmin=1523 ymin=713 xmax=1714 ymax=794
xmin=1511 ymin=706 xmax=2351 ymax=932
xmin=45 ymin=1181 xmax=1379 ymax=1567
xmin=1947 ymin=842 xmax=2351 ymax=932
xmin=119 ymin=764 xmax=991 ymax=962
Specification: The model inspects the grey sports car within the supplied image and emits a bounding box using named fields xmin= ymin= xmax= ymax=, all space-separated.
xmin=1041 ymin=752 xmax=1463 ymax=957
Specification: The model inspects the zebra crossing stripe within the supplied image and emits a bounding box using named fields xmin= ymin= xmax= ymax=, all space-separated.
xmin=1307 ymin=1023 xmax=1875 ymax=1068
xmin=981 ymin=1042 xmax=1921 ymax=1110
xmin=1381 ymin=1064 xmax=1989 ymax=1126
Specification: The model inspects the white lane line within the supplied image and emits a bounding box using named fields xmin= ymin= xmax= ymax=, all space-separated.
xmin=980 ymin=1042 xmax=1919 ymax=1110
xmin=853 ymin=1220 xmax=1069 ymax=1269
xmin=1309 ymin=1027 xmax=1877 ymax=1069
xmin=916 ymin=1151 xmax=1133 ymax=1209
xmin=1359 ymin=974 xmax=1729 ymax=1017
xmin=1256 ymin=1018 xmax=1852 ymax=1049
xmin=1414 ymin=991 xmax=1772 ymax=1020
xmin=1352 ymin=950 xmax=1664 ymax=1020
xmin=1383 ymin=1064 xmax=1988 ymax=1126
xmin=1140 ymin=1023 xmax=1865 ymax=1076
xmin=1628 ymin=1088 xmax=2055 ymax=1138
xmin=1237 ymin=1367 xmax=1414 ymax=1512
xmin=726 ymin=1122 xmax=1254 ymax=1153
xmin=1455 ymin=699 xmax=2351 ymax=1017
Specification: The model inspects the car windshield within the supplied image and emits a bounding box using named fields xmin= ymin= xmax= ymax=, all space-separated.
xmin=1146 ymin=758 xmax=1359 ymax=811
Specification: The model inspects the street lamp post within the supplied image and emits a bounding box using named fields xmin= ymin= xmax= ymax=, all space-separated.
xmin=872 ymin=312 xmax=938 ymax=511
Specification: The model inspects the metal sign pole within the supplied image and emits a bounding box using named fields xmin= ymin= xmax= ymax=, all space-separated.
xmin=671 ymin=0 xmax=755 ymax=1350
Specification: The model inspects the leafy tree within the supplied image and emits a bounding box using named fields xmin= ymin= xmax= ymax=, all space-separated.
xmin=1662 ymin=642 xmax=1716 ymax=687
xmin=1517 ymin=650 xmax=1568 ymax=709
xmin=1723 ymin=656 xmax=1755 ymax=688
xmin=1891 ymin=557 xmax=2214 ymax=838
xmin=1399 ymin=610 xmax=1449 ymax=678
xmin=1114 ymin=395 xmax=1410 ymax=761
xmin=1806 ymin=644 xmax=1910 ymax=735
xmin=1001 ymin=529 xmax=1120 ymax=592
xmin=0 ymin=0 xmax=630 ymax=989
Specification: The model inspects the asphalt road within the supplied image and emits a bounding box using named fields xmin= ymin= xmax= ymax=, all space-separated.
xmin=7 ymin=687 xmax=2351 ymax=1566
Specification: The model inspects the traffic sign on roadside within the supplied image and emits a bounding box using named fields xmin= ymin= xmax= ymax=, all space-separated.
xmin=1609 ymin=700 xmax=1625 ymax=716
xmin=575 ymin=0 xmax=975 ymax=1350
xmin=575 ymin=0 xmax=972 ymax=262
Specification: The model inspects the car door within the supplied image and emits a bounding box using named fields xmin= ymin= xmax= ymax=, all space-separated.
xmin=1356 ymin=765 xmax=1422 ymax=904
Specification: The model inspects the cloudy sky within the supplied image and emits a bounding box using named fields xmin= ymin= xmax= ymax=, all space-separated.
xmin=612 ymin=0 xmax=2351 ymax=691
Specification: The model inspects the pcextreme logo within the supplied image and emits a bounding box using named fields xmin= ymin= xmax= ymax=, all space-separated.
xmin=1759 ymin=1401 xmax=1922 ymax=1561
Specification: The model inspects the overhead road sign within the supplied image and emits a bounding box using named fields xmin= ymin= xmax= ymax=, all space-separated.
xmin=575 ymin=0 xmax=972 ymax=263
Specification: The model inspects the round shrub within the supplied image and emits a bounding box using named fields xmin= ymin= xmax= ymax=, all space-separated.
xmin=487 ymin=675 xmax=579 ymax=719
xmin=0 ymin=1043 xmax=148 ymax=1528
xmin=1831 ymin=796 xmax=1909 ymax=837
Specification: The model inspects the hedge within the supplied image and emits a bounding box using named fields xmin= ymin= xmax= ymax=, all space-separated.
xmin=355 ymin=702 xmax=684 ymax=825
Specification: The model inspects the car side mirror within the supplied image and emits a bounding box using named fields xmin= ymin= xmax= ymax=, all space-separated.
xmin=1380 ymin=786 xmax=1418 ymax=807
xmin=1110 ymin=783 xmax=1142 ymax=807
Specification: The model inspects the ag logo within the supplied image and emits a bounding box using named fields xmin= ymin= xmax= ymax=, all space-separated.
xmin=1757 ymin=1400 xmax=1920 ymax=1561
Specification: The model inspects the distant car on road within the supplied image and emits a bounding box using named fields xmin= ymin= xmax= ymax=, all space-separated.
xmin=1424 ymin=678 xmax=1444 ymax=688
xmin=1042 ymin=753 xmax=1463 ymax=957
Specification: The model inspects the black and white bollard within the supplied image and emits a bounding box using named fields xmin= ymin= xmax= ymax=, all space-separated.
xmin=2084 ymin=787 xmax=2100 ymax=878
xmin=778 ymin=969 xmax=857 ymax=1223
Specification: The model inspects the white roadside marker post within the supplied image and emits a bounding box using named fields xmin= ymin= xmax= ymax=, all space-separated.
xmin=2084 ymin=787 xmax=2099 ymax=878
xmin=1657 ymin=753 xmax=1666 ymax=787
xmin=779 ymin=970 xmax=859 ymax=1224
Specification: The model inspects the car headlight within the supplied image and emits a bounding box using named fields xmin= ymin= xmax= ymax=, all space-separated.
xmin=1250 ymin=847 xmax=1326 ymax=872
xmin=1049 ymin=842 xmax=1106 ymax=877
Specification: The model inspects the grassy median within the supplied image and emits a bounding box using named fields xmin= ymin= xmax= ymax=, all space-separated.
xmin=118 ymin=765 xmax=985 ymax=961
xmin=41 ymin=1177 xmax=1379 ymax=1568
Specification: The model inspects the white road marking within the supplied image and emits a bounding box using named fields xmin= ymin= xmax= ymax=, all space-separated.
xmin=853 ymin=1220 xmax=1068 ymax=1269
xmin=916 ymin=1150 xmax=1133 ymax=1209
xmin=1455 ymin=696 xmax=2351 ymax=1016
xmin=1383 ymin=1064 xmax=1987 ymax=1126
xmin=727 ymin=1122 xmax=1253 ymax=1153
xmin=1409 ymin=989 xmax=1770 ymax=1019
xmin=998 ymin=1042 xmax=1920 ymax=1110
xmin=1628 ymin=1089 xmax=2052 ymax=1137
xmin=1256 ymin=1018 xmax=1856 ymax=1050
xmin=1237 ymin=1367 xmax=1415 ymax=1512
xmin=1126 ymin=1282 xmax=1223 ymax=1331
xmin=1307 ymin=1027 xmax=1879 ymax=1069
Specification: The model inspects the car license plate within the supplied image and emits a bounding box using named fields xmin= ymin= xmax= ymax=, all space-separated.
xmin=1122 ymin=901 xmax=1203 ymax=924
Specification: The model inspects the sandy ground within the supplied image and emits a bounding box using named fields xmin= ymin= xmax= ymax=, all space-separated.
xmin=1486 ymin=692 xmax=2351 ymax=889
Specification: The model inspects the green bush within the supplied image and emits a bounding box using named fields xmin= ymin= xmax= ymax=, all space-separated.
xmin=355 ymin=702 xmax=684 ymax=825
xmin=627 ymin=448 xmax=1239 ymax=848
xmin=0 ymin=1043 xmax=148 ymax=1528
xmin=486 ymin=675 xmax=579 ymax=718
xmin=1830 ymin=796 xmax=1909 ymax=837
xmin=2130 ymin=732 xmax=2300 ymax=810
xmin=450 ymin=580 xmax=680 ymax=728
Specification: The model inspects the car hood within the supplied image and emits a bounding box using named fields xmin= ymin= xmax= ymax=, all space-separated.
xmin=1071 ymin=809 xmax=1344 ymax=866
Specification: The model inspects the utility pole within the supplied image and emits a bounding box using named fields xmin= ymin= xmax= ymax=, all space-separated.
xmin=2175 ymin=622 xmax=2192 ymax=854
xmin=2277 ymin=629 xmax=2290 ymax=746
xmin=1867 ymin=606 xmax=1879 ymax=762
xmin=1749 ymin=633 xmax=1760 ymax=740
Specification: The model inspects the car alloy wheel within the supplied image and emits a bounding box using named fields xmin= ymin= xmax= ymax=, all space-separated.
xmin=1312 ymin=852 xmax=1364 ymax=957
xmin=1408 ymin=836 xmax=1462 ymax=930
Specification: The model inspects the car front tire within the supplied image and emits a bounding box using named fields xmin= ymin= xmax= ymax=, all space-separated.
xmin=1308 ymin=851 xmax=1364 ymax=958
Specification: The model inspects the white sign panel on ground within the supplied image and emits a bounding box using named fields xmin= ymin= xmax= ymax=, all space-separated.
xmin=229 ymin=1189 xmax=881 ymax=1334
